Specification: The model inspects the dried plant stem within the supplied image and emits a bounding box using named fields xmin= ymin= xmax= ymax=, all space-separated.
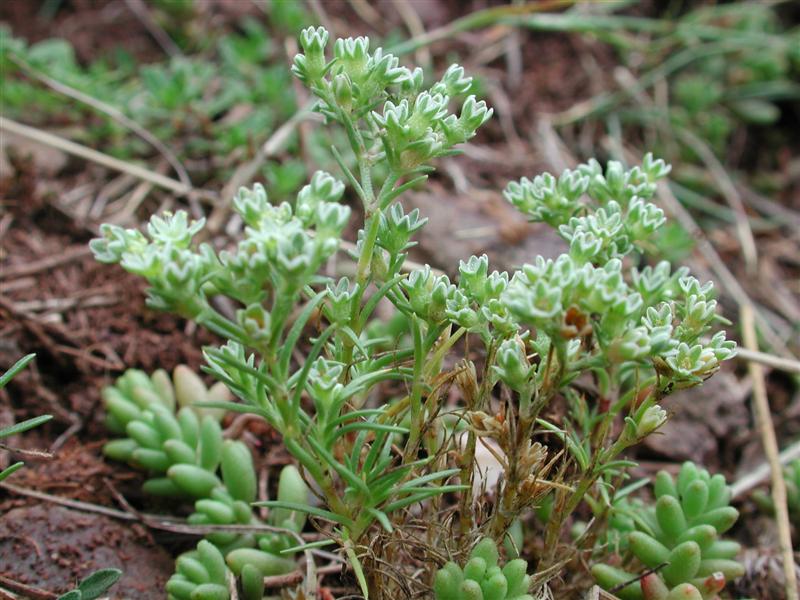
xmin=0 ymin=117 xmax=216 ymax=203
xmin=675 ymin=127 xmax=758 ymax=275
xmin=124 ymin=0 xmax=183 ymax=57
xmin=0 ymin=576 xmax=56 ymax=600
xmin=731 ymin=438 xmax=800 ymax=499
xmin=9 ymin=54 xmax=191 ymax=189
xmin=388 ymin=0 xmax=575 ymax=56
xmin=735 ymin=347 xmax=800 ymax=375
xmin=0 ymin=481 xmax=313 ymax=539
xmin=741 ymin=303 xmax=798 ymax=600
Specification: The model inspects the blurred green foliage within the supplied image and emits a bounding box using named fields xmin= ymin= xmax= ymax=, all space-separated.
xmin=0 ymin=4 xmax=314 ymax=195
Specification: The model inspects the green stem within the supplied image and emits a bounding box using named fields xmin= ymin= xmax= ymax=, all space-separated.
xmin=269 ymin=283 xmax=298 ymax=359
xmin=285 ymin=436 xmax=349 ymax=518
xmin=355 ymin=212 xmax=382 ymax=285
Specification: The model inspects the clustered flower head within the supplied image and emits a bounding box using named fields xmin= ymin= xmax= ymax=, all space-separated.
xmin=292 ymin=26 xmax=492 ymax=172
xmin=91 ymin=170 xmax=349 ymax=347
xmin=504 ymin=153 xmax=670 ymax=261
xmin=500 ymin=155 xmax=736 ymax=389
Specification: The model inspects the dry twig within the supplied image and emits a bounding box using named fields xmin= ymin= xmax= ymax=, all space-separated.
xmin=0 ymin=576 xmax=57 ymax=600
xmin=741 ymin=303 xmax=798 ymax=600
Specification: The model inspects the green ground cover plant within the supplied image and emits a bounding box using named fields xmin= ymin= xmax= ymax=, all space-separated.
xmin=0 ymin=3 xmax=316 ymax=194
xmin=434 ymin=538 xmax=533 ymax=600
xmin=89 ymin=25 xmax=739 ymax=599
xmin=592 ymin=462 xmax=743 ymax=600
xmin=100 ymin=366 xmax=309 ymax=599
xmin=55 ymin=569 xmax=122 ymax=600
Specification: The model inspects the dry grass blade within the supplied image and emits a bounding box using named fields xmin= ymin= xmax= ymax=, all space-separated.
xmin=0 ymin=117 xmax=216 ymax=204
xmin=741 ymin=303 xmax=798 ymax=600
xmin=0 ymin=576 xmax=57 ymax=600
xmin=735 ymin=347 xmax=800 ymax=375
xmin=731 ymin=439 xmax=800 ymax=499
xmin=8 ymin=54 xmax=192 ymax=189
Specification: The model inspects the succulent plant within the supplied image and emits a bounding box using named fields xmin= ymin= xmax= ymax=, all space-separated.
xmin=167 ymin=540 xmax=231 ymax=600
xmin=102 ymin=366 xmax=231 ymax=498
xmin=592 ymin=462 xmax=744 ymax=600
xmin=103 ymin=366 xmax=309 ymax=598
xmin=434 ymin=538 xmax=533 ymax=600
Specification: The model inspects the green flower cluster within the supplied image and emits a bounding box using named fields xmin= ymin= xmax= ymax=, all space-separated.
xmin=102 ymin=367 xmax=309 ymax=600
xmin=593 ymin=462 xmax=743 ymax=600
xmin=293 ymin=27 xmax=491 ymax=171
xmin=501 ymin=155 xmax=736 ymax=392
xmin=91 ymin=171 xmax=349 ymax=346
xmin=503 ymin=154 xmax=669 ymax=249
xmin=434 ymin=538 xmax=533 ymax=600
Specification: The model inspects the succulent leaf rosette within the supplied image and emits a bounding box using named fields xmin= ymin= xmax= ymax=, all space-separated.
xmin=593 ymin=462 xmax=744 ymax=600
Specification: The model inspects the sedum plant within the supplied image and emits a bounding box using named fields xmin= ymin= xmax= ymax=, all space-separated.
xmin=434 ymin=538 xmax=533 ymax=600
xmin=167 ymin=540 xmax=230 ymax=600
xmin=91 ymin=26 xmax=737 ymax=598
xmin=592 ymin=462 xmax=744 ymax=600
xmin=102 ymin=367 xmax=308 ymax=600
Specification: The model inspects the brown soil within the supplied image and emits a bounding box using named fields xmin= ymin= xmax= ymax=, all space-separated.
xmin=0 ymin=504 xmax=172 ymax=597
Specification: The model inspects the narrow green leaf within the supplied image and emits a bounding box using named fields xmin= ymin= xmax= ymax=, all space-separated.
xmin=279 ymin=538 xmax=336 ymax=554
xmin=278 ymin=291 xmax=326 ymax=379
xmin=341 ymin=368 xmax=412 ymax=398
xmin=76 ymin=568 xmax=123 ymax=600
xmin=383 ymin=485 xmax=468 ymax=513
xmin=368 ymin=508 xmax=393 ymax=532
xmin=193 ymin=400 xmax=270 ymax=419
xmin=400 ymin=468 xmax=460 ymax=490
xmin=0 ymin=462 xmax=25 ymax=482
xmin=306 ymin=435 xmax=370 ymax=496
xmin=253 ymin=500 xmax=353 ymax=527
xmin=344 ymin=539 xmax=370 ymax=600
xmin=0 ymin=354 xmax=35 ymax=389
xmin=290 ymin=326 xmax=336 ymax=412
xmin=0 ymin=414 xmax=53 ymax=439
xmin=331 ymin=421 xmax=408 ymax=441
xmin=358 ymin=274 xmax=406 ymax=330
